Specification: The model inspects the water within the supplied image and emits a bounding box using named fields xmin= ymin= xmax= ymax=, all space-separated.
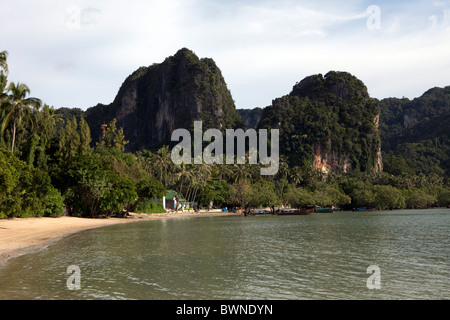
xmin=0 ymin=209 xmax=449 ymax=300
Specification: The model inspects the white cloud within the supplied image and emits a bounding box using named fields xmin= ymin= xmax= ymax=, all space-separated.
xmin=1 ymin=0 xmax=449 ymax=110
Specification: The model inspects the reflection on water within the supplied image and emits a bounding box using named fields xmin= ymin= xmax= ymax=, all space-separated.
xmin=0 ymin=209 xmax=449 ymax=300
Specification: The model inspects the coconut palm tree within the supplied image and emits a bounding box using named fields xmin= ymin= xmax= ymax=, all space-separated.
xmin=174 ymin=163 xmax=193 ymax=196
xmin=2 ymin=82 xmax=41 ymax=153
xmin=0 ymin=73 xmax=8 ymax=136
xmin=188 ymin=163 xmax=212 ymax=204
xmin=215 ymin=154 xmax=233 ymax=181
xmin=0 ymin=50 xmax=8 ymax=76
xmin=290 ymin=166 xmax=303 ymax=187
xmin=232 ymin=163 xmax=252 ymax=184
xmin=152 ymin=145 xmax=173 ymax=187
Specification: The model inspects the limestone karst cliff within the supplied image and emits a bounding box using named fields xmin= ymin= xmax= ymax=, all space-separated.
xmin=257 ymin=71 xmax=383 ymax=174
xmin=84 ymin=48 xmax=243 ymax=151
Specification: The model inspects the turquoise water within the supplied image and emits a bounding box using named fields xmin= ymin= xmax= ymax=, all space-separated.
xmin=0 ymin=209 xmax=449 ymax=300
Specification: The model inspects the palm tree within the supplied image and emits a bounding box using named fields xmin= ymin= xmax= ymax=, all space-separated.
xmin=215 ymin=155 xmax=233 ymax=181
xmin=174 ymin=163 xmax=193 ymax=196
xmin=232 ymin=163 xmax=252 ymax=184
xmin=2 ymin=82 xmax=41 ymax=153
xmin=152 ymin=145 xmax=173 ymax=187
xmin=290 ymin=166 xmax=303 ymax=187
xmin=0 ymin=53 xmax=8 ymax=146
xmin=188 ymin=163 xmax=212 ymax=203
xmin=0 ymin=50 xmax=8 ymax=76
xmin=0 ymin=73 xmax=8 ymax=141
xmin=277 ymin=155 xmax=289 ymax=180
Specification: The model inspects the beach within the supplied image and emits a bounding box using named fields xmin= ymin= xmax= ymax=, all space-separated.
xmin=0 ymin=211 xmax=240 ymax=268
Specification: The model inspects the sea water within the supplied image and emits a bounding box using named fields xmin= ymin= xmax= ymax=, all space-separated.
xmin=0 ymin=209 xmax=449 ymax=300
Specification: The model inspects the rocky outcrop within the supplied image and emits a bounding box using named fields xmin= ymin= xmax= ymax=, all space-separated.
xmin=373 ymin=114 xmax=383 ymax=173
xmin=238 ymin=108 xmax=263 ymax=129
xmin=313 ymin=142 xmax=352 ymax=173
xmin=313 ymin=108 xmax=383 ymax=175
xmin=85 ymin=48 xmax=243 ymax=151
xmin=258 ymin=71 xmax=383 ymax=174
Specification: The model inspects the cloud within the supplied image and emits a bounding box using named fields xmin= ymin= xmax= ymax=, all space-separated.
xmin=0 ymin=0 xmax=449 ymax=109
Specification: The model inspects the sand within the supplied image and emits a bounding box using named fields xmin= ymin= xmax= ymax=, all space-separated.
xmin=0 ymin=211 xmax=240 ymax=268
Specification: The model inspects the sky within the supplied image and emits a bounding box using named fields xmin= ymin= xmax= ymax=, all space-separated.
xmin=1 ymin=0 xmax=450 ymax=110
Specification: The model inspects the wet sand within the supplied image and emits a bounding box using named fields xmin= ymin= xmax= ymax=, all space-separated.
xmin=0 ymin=211 xmax=241 ymax=268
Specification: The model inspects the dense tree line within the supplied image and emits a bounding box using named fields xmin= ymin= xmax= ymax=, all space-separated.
xmin=1 ymin=51 xmax=449 ymax=219
xmin=136 ymin=149 xmax=449 ymax=211
xmin=259 ymin=72 xmax=382 ymax=172
xmin=0 ymin=51 xmax=165 ymax=218
xmin=379 ymin=87 xmax=450 ymax=177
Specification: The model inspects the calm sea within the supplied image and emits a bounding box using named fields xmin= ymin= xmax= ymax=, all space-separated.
xmin=0 ymin=209 xmax=449 ymax=300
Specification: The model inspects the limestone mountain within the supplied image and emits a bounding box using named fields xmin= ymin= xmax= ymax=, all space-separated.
xmin=257 ymin=71 xmax=383 ymax=174
xmin=84 ymin=48 xmax=243 ymax=152
xmin=54 ymin=48 xmax=447 ymax=178
xmin=379 ymin=86 xmax=450 ymax=176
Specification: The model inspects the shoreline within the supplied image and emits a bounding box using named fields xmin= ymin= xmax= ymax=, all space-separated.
xmin=0 ymin=211 xmax=241 ymax=269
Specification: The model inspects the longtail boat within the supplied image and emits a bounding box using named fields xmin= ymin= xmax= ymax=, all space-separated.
xmin=276 ymin=208 xmax=314 ymax=216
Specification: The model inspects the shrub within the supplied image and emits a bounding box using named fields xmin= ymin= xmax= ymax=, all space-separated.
xmin=405 ymin=189 xmax=437 ymax=209
xmin=437 ymin=189 xmax=450 ymax=207
xmin=0 ymin=148 xmax=64 ymax=218
xmin=134 ymin=199 xmax=166 ymax=214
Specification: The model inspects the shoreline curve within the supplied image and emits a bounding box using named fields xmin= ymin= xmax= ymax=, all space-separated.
xmin=0 ymin=211 xmax=241 ymax=269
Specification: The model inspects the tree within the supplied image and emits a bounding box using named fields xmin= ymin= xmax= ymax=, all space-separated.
xmin=405 ymin=189 xmax=436 ymax=209
xmin=290 ymin=166 xmax=303 ymax=186
xmin=136 ymin=178 xmax=165 ymax=200
xmin=0 ymin=147 xmax=64 ymax=218
xmin=284 ymin=185 xmax=315 ymax=208
xmin=232 ymin=163 xmax=252 ymax=184
xmin=62 ymin=155 xmax=139 ymax=217
xmin=215 ymin=155 xmax=233 ymax=181
xmin=0 ymin=51 xmax=8 ymax=135
xmin=186 ymin=162 xmax=212 ymax=203
xmin=99 ymin=174 xmax=137 ymax=216
xmin=197 ymin=179 xmax=232 ymax=208
xmin=312 ymin=184 xmax=351 ymax=208
xmin=57 ymin=116 xmax=80 ymax=161
xmin=152 ymin=145 xmax=173 ymax=187
xmin=0 ymin=50 xmax=8 ymax=76
xmin=78 ymin=116 xmax=92 ymax=156
xmin=437 ymin=188 xmax=450 ymax=207
xmin=173 ymin=162 xmax=193 ymax=195
xmin=351 ymin=188 xmax=375 ymax=208
xmin=34 ymin=104 xmax=62 ymax=169
xmin=2 ymin=82 xmax=41 ymax=153
xmin=373 ymin=185 xmax=406 ymax=210
xmin=100 ymin=118 xmax=128 ymax=152
xmin=230 ymin=182 xmax=252 ymax=209
xmin=383 ymin=154 xmax=414 ymax=176
xmin=248 ymin=181 xmax=278 ymax=209
xmin=114 ymin=127 xmax=128 ymax=152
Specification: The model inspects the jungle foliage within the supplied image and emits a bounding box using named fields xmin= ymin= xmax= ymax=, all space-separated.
xmin=1 ymin=50 xmax=449 ymax=219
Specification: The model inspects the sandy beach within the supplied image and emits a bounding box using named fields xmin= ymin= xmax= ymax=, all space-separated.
xmin=0 ymin=211 xmax=240 ymax=268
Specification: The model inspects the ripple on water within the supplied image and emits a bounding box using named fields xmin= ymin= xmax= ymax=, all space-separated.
xmin=0 ymin=210 xmax=449 ymax=300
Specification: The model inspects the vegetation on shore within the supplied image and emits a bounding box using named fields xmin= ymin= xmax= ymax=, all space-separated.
xmin=0 ymin=50 xmax=449 ymax=219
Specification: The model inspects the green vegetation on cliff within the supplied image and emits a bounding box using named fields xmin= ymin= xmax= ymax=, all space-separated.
xmin=258 ymin=71 xmax=381 ymax=173
xmin=380 ymin=87 xmax=450 ymax=177
xmin=85 ymin=48 xmax=243 ymax=152
xmin=1 ymin=48 xmax=449 ymax=219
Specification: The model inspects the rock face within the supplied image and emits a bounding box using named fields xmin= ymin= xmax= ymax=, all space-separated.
xmin=258 ymin=71 xmax=383 ymax=174
xmin=313 ymin=141 xmax=353 ymax=173
xmin=379 ymin=86 xmax=450 ymax=176
xmin=77 ymin=49 xmax=385 ymax=175
xmin=85 ymin=48 xmax=243 ymax=151
xmin=238 ymin=108 xmax=263 ymax=129
xmin=312 ymin=115 xmax=383 ymax=174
